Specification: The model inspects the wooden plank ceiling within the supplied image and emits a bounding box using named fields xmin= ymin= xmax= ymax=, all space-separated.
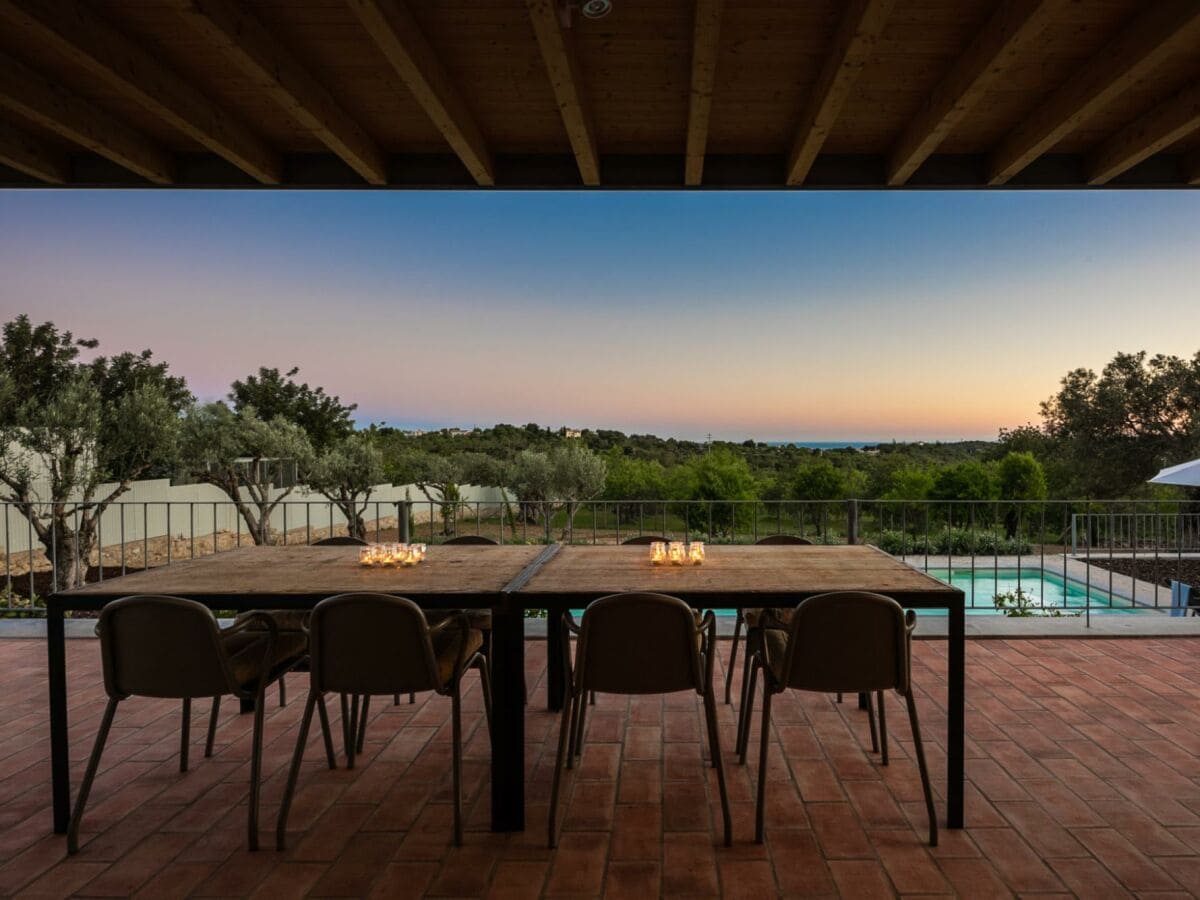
xmin=0 ymin=0 xmax=1197 ymax=189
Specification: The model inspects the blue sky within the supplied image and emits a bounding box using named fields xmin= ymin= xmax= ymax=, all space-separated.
xmin=1 ymin=189 xmax=1197 ymax=441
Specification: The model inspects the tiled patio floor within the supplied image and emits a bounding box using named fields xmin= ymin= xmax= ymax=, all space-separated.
xmin=3 ymin=637 xmax=1200 ymax=898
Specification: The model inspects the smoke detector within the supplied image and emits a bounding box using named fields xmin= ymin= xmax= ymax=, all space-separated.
xmin=580 ymin=0 xmax=613 ymax=18
xmin=559 ymin=0 xmax=612 ymax=26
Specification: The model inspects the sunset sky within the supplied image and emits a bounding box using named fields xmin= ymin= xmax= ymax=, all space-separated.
xmin=2 ymin=189 xmax=1197 ymax=442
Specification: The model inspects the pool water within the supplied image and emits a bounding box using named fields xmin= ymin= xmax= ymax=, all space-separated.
xmin=925 ymin=568 xmax=1145 ymax=614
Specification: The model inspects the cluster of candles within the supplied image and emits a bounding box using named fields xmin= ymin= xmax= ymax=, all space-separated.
xmin=358 ymin=543 xmax=428 ymax=567
xmin=649 ymin=540 xmax=705 ymax=566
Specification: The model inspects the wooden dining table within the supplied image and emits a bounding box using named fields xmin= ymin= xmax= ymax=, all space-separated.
xmin=48 ymin=541 xmax=965 ymax=837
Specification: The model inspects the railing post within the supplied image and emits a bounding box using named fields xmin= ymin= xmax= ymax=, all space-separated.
xmin=398 ymin=501 xmax=410 ymax=543
xmin=846 ymin=499 xmax=859 ymax=545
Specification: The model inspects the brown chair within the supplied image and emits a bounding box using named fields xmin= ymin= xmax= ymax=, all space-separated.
xmin=443 ymin=535 xmax=499 ymax=545
xmin=68 ymin=596 xmax=305 ymax=853
xmin=726 ymin=535 xmax=813 ymax=705
xmin=276 ymin=593 xmax=490 ymax=848
xmin=236 ymin=535 xmax=369 ymax=708
xmin=620 ymin=534 xmax=670 ymax=545
xmin=312 ymin=535 xmax=372 ymax=546
xmin=548 ymin=592 xmax=731 ymax=848
xmin=743 ymin=591 xmax=937 ymax=846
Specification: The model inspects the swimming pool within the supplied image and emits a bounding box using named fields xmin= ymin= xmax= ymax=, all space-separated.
xmin=924 ymin=567 xmax=1148 ymax=614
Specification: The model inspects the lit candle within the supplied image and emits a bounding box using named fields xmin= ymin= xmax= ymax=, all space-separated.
xmin=359 ymin=547 xmax=373 ymax=566
xmin=688 ymin=541 xmax=705 ymax=565
xmin=668 ymin=541 xmax=686 ymax=566
xmin=649 ymin=541 xmax=667 ymax=565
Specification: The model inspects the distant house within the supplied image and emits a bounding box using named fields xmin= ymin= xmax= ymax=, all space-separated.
xmin=445 ymin=427 xmax=473 ymax=438
xmin=563 ymin=428 xmax=583 ymax=439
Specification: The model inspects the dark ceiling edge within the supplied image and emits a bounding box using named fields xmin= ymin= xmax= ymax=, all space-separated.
xmin=0 ymin=153 xmax=1195 ymax=190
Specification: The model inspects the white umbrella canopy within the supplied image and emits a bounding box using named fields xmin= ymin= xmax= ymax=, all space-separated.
xmin=1149 ymin=458 xmax=1200 ymax=487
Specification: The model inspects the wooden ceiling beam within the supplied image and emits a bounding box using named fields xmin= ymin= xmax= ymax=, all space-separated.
xmin=0 ymin=119 xmax=69 ymax=183
xmin=169 ymin=0 xmax=386 ymax=185
xmin=525 ymin=0 xmax=600 ymax=186
xmin=0 ymin=0 xmax=281 ymax=184
xmin=347 ymin=0 xmax=493 ymax=186
xmin=0 ymin=53 xmax=174 ymax=184
xmin=887 ymin=0 xmax=1058 ymax=186
xmin=988 ymin=1 xmax=1200 ymax=185
xmin=1183 ymin=149 xmax=1200 ymax=185
xmin=684 ymin=0 xmax=723 ymax=186
xmin=1087 ymin=82 xmax=1200 ymax=184
xmin=785 ymin=0 xmax=895 ymax=186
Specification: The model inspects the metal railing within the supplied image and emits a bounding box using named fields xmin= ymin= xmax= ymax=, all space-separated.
xmin=3 ymin=498 xmax=1196 ymax=620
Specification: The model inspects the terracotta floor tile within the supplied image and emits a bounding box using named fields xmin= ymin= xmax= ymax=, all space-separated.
xmin=6 ymin=637 xmax=1200 ymax=899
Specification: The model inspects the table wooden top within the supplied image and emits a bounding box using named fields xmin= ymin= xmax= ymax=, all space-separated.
xmin=518 ymin=544 xmax=962 ymax=608
xmin=53 ymin=544 xmax=546 ymax=608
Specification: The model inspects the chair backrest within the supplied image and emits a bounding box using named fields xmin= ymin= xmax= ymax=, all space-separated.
xmin=98 ymin=595 xmax=232 ymax=699
xmin=780 ymin=592 xmax=912 ymax=694
xmin=309 ymin=593 xmax=442 ymax=694
xmin=621 ymin=535 xmax=670 ymax=546
xmin=443 ymin=535 xmax=498 ymax=545
xmin=312 ymin=535 xmax=369 ymax=546
xmin=575 ymin=592 xmax=702 ymax=695
xmin=755 ymin=534 xmax=813 ymax=545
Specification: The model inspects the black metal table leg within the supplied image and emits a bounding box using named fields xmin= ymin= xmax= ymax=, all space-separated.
xmin=48 ymin=597 xmax=70 ymax=834
xmin=491 ymin=599 xmax=525 ymax=831
xmin=546 ymin=608 xmax=565 ymax=712
xmin=947 ymin=594 xmax=965 ymax=829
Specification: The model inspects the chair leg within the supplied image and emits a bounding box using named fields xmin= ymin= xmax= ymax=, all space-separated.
xmin=736 ymin=627 xmax=758 ymax=755
xmin=247 ymin=691 xmax=266 ymax=851
xmin=905 ymin=691 xmax=938 ymax=847
xmin=67 ymin=696 xmax=119 ymax=855
xmin=180 ymin=698 xmax=191 ymax=773
xmin=547 ymin=688 xmax=575 ymax=848
xmin=866 ymin=691 xmax=879 ymax=754
xmin=836 ymin=692 xmax=843 ymax=703
xmin=477 ymin=656 xmax=493 ymax=738
xmin=339 ymin=693 xmax=351 ymax=762
xmin=451 ymin=685 xmax=463 ymax=847
xmin=316 ymin=693 xmax=337 ymax=769
xmin=877 ymin=690 xmax=888 ymax=766
xmin=356 ymin=694 xmax=371 ymax=755
xmin=755 ymin=687 xmax=773 ymax=844
xmin=589 ymin=690 xmax=596 ymax=706
xmin=409 ymin=693 xmax=415 ymax=704
xmin=703 ymin=685 xmax=733 ymax=847
xmin=276 ymin=691 xmax=317 ymax=851
xmin=278 ymin=674 xmax=287 ymax=708
xmin=346 ymin=695 xmax=359 ymax=769
xmin=205 ymin=696 xmax=220 ymax=758
xmin=393 ymin=693 xmax=400 ymax=705
xmin=738 ymin=655 xmax=759 ymax=764
xmin=725 ymin=611 xmax=743 ymax=705
xmin=572 ymin=686 xmax=589 ymax=764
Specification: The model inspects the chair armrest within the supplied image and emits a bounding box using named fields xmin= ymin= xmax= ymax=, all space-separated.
xmin=220 ymin=612 xmax=279 ymax=699
xmin=428 ymin=611 xmax=474 ymax=681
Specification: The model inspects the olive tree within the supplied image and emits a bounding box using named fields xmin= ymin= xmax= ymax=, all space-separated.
xmin=0 ymin=316 xmax=187 ymax=589
xmin=551 ymin=443 xmax=607 ymax=538
xmin=306 ymin=432 xmax=385 ymax=540
xmin=180 ymin=402 xmax=313 ymax=545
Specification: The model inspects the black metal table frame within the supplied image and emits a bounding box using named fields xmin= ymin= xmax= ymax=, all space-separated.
xmin=46 ymin=543 xmax=964 ymax=836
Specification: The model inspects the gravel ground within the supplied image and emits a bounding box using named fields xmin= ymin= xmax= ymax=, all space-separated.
xmin=1087 ymin=556 xmax=1200 ymax=589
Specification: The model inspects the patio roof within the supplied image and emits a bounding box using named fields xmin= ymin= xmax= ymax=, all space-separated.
xmin=4 ymin=635 xmax=1200 ymax=896
xmin=0 ymin=0 xmax=1199 ymax=190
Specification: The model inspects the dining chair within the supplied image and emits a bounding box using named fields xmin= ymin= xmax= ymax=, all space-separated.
xmin=743 ymin=591 xmax=937 ymax=846
xmin=68 ymin=595 xmax=306 ymax=853
xmin=235 ymin=534 xmax=369 ymax=708
xmin=276 ymin=592 xmax=490 ymax=847
xmin=373 ymin=535 xmax=499 ymax=716
xmin=726 ymin=534 xmax=813 ymax=705
xmin=548 ymin=592 xmax=731 ymax=848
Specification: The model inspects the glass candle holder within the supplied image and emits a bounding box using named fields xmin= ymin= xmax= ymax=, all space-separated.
xmin=649 ymin=541 xmax=666 ymax=565
xmin=688 ymin=541 xmax=705 ymax=565
xmin=358 ymin=547 xmax=374 ymax=566
xmin=668 ymin=541 xmax=686 ymax=566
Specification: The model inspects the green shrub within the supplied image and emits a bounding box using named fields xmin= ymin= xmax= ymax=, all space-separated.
xmin=875 ymin=528 xmax=1031 ymax=556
